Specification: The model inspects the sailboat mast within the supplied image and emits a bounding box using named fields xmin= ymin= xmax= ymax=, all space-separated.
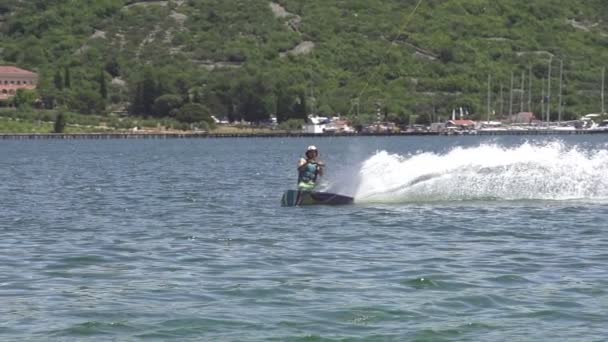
xmin=546 ymin=57 xmax=553 ymax=123
xmin=528 ymin=65 xmax=532 ymax=112
xmin=602 ymin=67 xmax=605 ymax=115
xmin=509 ymin=72 xmax=514 ymax=118
xmin=487 ymin=74 xmax=491 ymax=122
xmin=558 ymin=59 xmax=563 ymax=124
xmin=541 ymin=78 xmax=545 ymax=118
xmin=520 ymin=71 xmax=525 ymax=113
xmin=500 ymin=83 xmax=504 ymax=118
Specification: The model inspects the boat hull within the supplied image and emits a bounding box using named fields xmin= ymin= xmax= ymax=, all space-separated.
xmin=281 ymin=190 xmax=354 ymax=207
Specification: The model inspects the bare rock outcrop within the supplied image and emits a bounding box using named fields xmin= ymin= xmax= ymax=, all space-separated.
xmin=280 ymin=41 xmax=315 ymax=58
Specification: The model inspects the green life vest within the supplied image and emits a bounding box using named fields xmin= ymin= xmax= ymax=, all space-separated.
xmin=298 ymin=161 xmax=318 ymax=184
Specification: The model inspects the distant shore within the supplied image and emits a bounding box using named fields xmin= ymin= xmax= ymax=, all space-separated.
xmin=1 ymin=129 xmax=607 ymax=139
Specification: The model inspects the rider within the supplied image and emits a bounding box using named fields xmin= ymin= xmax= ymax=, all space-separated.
xmin=297 ymin=145 xmax=324 ymax=190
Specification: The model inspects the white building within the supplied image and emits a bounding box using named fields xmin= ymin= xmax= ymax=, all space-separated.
xmin=302 ymin=115 xmax=355 ymax=134
xmin=303 ymin=115 xmax=329 ymax=134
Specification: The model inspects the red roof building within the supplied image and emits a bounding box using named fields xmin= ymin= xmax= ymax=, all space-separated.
xmin=0 ymin=66 xmax=38 ymax=101
xmin=446 ymin=120 xmax=476 ymax=128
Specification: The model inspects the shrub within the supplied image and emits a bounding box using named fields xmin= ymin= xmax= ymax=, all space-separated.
xmin=278 ymin=118 xmax=304 ymax=131
xmin=54 ymin=112 xmax=66 ymax=133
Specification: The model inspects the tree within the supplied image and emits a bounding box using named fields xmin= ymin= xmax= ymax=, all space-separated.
xmin=13 ymin=89 xmax=38 ymax=108
xmin=54 ymin=70 xmax=63 ymax=90
xmin=438 ymin=47 xmax=455 ymax=64
xmin=38 ymin=91 xmax=58 ymax=109
xmin=200 ymin=91 xmax=228 ymax=119
xmin=142 ymin=73 xmax=161 ymax=116
xmin=292 ymin=91 xmax=308 ymax=121
xmin=53 ymin=112 xmax=66 ymax=133
xmin=0 ymin=2 xmax=12 ymax=14
xmin=129 ymin=70 xmax=161 ymax=116
xmin=129 ymin=83 xmax=145 ymax=116
xmin=153 ymin=94 xmax=183 ymax=117
xmin=105 ymin=56 xmax=120 ymax=78
xmin=174 ymin=78 xmax=190 ymax=103
xmin=209 ymin=76 xmax=236 ymax=121
xmin=21 ymin=43 xmax=46 ymax=66
xmin=68 ymin=88 xmax=105 ymax=114
xmin=233 ymin=76 xmax=270 ymax=123
xmin=64 ymin=66 xmax=71 ymax=89
xmin=176 ymin=103 xmax=213 ymax=124
xmin=99 ymin=69 xmax=107 ymax=100
xmin=275 ymin=85 xmax=296 ymax=123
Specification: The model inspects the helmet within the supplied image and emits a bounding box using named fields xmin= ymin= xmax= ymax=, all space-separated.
xmin=307 ymin=145 xmax=317 ymax=151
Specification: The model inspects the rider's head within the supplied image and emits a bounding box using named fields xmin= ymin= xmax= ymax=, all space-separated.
xmin=305 ymin=145 xmax=318 ymax=159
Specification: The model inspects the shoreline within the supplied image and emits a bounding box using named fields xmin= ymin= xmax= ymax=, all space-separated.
xmin=1 ymin=130 xmax=607 ymax=139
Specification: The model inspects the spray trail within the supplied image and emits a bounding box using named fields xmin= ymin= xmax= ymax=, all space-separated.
xmin=354 ymin=142 xmax=608 ymax=203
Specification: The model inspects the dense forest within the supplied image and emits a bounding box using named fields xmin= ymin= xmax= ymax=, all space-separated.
xmin=2 ymin=0 xmax=608 ymax=125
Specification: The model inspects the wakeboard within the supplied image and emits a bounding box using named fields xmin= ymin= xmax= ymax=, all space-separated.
xmin=281 ymin=190 xmax=354 ymax=207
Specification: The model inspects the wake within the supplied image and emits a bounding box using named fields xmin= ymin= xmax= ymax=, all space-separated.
xmin=350 ymin=142 xmax=608 ymax=203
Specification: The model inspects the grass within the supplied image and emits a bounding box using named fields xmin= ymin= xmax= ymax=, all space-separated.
xmin=0 ymin=117 xmax=54 ymax=133
xmin=213 ymin=125 xmax=279 ymax=134
xmin=0 ymin=110 xmax=286 ymax=134
xmin=0 ymin=109 xmax=186 ymax=133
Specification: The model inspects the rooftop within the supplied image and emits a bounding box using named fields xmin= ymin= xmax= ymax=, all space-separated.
xmin=448 ymin=120 xmax=476 ymax=126
xmin=0 ymin=66 xmax=38 ymax=76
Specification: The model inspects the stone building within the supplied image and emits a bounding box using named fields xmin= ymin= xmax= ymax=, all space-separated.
xmin=0 ymin=66 xmax=38 ymax=102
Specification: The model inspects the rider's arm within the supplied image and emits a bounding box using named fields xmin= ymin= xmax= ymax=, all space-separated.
xmin=298 ymin=158 xmax=308 ymax=171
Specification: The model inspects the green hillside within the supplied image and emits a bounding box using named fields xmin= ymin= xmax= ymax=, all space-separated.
xmin=2 ymin=0 xmax=608 ymax=124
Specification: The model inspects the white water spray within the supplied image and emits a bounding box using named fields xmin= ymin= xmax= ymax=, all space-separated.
xmin=352 ymin=142 xmax=608 ymax=202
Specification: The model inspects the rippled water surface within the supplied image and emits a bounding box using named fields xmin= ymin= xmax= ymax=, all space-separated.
xmin=1 ymin=136 xmax=608 ymax=341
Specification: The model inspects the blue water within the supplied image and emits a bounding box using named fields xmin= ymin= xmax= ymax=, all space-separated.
xmin=1 ymin=136 xmax=608 ymax=341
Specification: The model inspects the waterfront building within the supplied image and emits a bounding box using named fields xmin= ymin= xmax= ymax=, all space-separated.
xmin=0 ymin=66 xmax=38 ymax=103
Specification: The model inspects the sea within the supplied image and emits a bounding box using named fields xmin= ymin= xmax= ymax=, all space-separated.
xmin=1 ymin=135 xmax=607 ymax=341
